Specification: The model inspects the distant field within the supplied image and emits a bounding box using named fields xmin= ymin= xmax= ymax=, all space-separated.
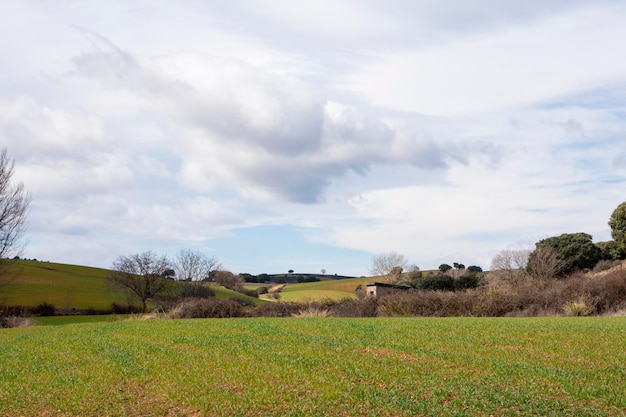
xmin=268 ymin=276 xmax=382 ymax=302
xmin=1 ymin=317 xmax=624 ymax=416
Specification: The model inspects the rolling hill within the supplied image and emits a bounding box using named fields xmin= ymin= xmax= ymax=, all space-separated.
xmin=0 ymin=260 xmax=262 ymax=311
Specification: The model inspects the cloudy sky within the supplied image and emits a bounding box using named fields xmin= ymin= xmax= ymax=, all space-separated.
xmin=2 ymin=1 xmax=625 ymax=276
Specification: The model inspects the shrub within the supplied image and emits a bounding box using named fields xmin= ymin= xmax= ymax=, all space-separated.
xmin=0 ymin=316 xmax=35 ymax=328
xmin=592 ymin=259 xmax=622 ymax=274
xmin=419 ymin=275 xmax=455 ymax=291
xmin=111 ymin=303 xmax=143 ymax=315
xmin=178 ymin=283 xmax=216 ymax=299
xmin=563 ymin=296 xmax=597 ymax=316
xmin=254 ymin=301 xmax=303 ymax=317
xmin=454 ymin=273 xmax=484 ymax=290
xmin=30 ymin=302 xmax=56 ymax=316
xmin=291 ymin=306 xmax=329 ymax=317
xmin=329 ymin=297 xmax=378 ymax=317
xmin=169 ymin=298 xmax=252 ymax=319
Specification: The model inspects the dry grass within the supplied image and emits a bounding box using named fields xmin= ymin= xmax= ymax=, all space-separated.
xmin=291 ymin=306 xmax=330 ymax=317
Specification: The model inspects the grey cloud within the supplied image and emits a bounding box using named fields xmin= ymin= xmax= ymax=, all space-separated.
xmin=68 ymin=37 xmax=501 ymax=204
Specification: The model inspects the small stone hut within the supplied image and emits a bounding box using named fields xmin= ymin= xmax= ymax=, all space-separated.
xmin=365 ymin=282 xmax=412 ymax=297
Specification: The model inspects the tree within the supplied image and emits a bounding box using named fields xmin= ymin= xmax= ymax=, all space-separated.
xmin=490 ymin=249 xmax=531 ymax=283
xmin=609 ymin=201 xmax=626 ymax=252
xmin=526 ymin=246 xmax=566 ymax=280
xmin=213 ymin=270 xmax=244 ymax=291
xmin=438 ymin=264 xmax=452 ymax=274
xmin=530 ymin=233 xmax=601 ymax=276
xmin=107 ymin=251 xmax=173 ymax=312
xmin=0 ymin=148 xmax=31 ymax=288
xmin=172 ymin=249 xmax=221 ymax=281
xmin=369 ymin=251 xmax=408 ymax=276
xmin=467 ymin=265 xmax=483 ymax=273
xmin=596 ymin=240 xmax=625 ymax=261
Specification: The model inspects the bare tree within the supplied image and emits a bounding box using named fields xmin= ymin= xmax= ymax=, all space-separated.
xmin=0 ymin=148 xmax=30 ymax=288
xmin=172 ymin=249 xmax=221 ymax=281
xmin=369 ymin=251 xmax=408 ymax=276
xmin=527 ymin=246 xmax=566 ymax=281
xmin=213 ymin=270 xmax=243 ymax=291
xmin=490 ymin=249 xmax=531 ymax=283
xmin=106 ymin=251 xmax=173 ymax=312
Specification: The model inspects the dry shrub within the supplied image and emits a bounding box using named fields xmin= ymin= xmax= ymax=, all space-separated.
xmin=291 ymin=306 xmax=329 ymax=317
xmin=0 ymin=316 xmax=35 ymax=328
xmin=563 ymin=296 xmax=597 ymax=316
xmin=376 ymin=291 xmax=477 ymax=317
xmin=169 ymin=298 xmax=252 ymax=319
xmin=592 ymin=259 xmax=622 ymax=274
xmin=253 ymin=301 xmax=303 ymax=317
xmin=126 ymin=313 xmax=164 ymax=321
xmin=329 ymin=297 xmax=379 ymax=317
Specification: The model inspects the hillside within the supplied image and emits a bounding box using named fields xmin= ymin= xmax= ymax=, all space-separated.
xmin=261 ymin=275 xmax=386 ymax=302
xmin=0 ymin=260 xmax=262 ymax=311
xmin=0 ymin=260 xmax=123 ymax=309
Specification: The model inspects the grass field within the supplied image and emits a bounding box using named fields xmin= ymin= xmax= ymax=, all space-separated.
xmin=1 ymin=317 xmax=625 ymax=416
xmin=264 ymin=276 xmax=380 ymax=302
xmin=0 ymin=260 xmax=263 ymax=310
xmin=0 ymin=260 xmax=125 ymax=309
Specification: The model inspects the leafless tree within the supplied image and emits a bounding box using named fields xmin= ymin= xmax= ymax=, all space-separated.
xmin=106 ymin=251 xmax=173 ymax=312
xmin=369 ymin=251 xmax=408 ymax=276
xmin=490 ymin=249 xmax=531 ymax=283
xmin=213 ymin=270 xmax=244 ymax=291
xmin=172 ymin=248 xmax=221 ymax=281
xmin=527 ymin=246 xmax=566 ymax=281
xmin=0 ymin=148 xmax=30 ymax=288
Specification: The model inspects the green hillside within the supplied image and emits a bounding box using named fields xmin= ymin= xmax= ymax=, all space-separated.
xmin=0 ymin=260 xmax=123 ymax=309
xmin=0 ymin=260 xmax=262 ymax=310
xmin=266 ymin=275 xmax=387 ymax=302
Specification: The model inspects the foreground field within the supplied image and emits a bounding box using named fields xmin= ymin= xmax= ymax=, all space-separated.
xmin=1 ymin=317 xmax=625 ymax=416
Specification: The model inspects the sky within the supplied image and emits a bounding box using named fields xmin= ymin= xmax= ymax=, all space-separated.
xmin=1 ymin=0 xmax=626 ymax=277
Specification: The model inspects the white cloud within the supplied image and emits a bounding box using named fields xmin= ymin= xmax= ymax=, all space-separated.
xmin=1 ymin=1 xmax=625 ymax=273
xmin=347 ymin=3 xmax=626 ymax=116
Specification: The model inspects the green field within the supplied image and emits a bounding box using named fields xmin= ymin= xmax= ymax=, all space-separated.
xmin=0 ymin=260 xmax=262 ymax=310
xmin=1 ymin=317 xmax=625 ymax=416
xmin=264 ymin=276 xmax=379 ymax=302
xmin=0 ymin=260 xmax=124 ymax=309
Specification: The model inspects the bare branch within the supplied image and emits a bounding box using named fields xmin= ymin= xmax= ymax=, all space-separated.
xmin=0 ymin=148 xmax=31 ymax=288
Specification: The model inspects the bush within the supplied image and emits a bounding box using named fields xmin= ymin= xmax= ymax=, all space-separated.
xmin=254 ymin=301 xmax=303 ymax=317
xmin=454 ymin=273 xmax=485 ymax=290
xmin=169 ymin=298 xmax=252 ymax=319
xmin=329 ymin=297 xmax=379 ymax=317
xmin=419 ymin=275 xmax=455 ymax=291
xmin=0 ymin=316 xmax=35 ymax=328
xmin=592 ymin=259 xmax=622 ymax=273
xmin=563 ymin=296 xmax=597 ymax=316
xmin=30 ymin=302 xmax=56 ymax=316
xmin=111 ymin=303 xmax=143 ymax=315
xmin=292 ymin=306 xmax=329 ymax=317
xmin=177 ymin=283 xmax=216 ymax=299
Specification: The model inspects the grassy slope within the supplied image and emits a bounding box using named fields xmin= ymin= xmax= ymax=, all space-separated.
xmin=275 ymin=275 xmax=387 ymax=302
xmin=0 ymin=260 xmax=262 ymax=310
xmin=1 ymin=317 xmax=624 ymax=416
xmin=0 ymin=260 xmax=125 ymax=309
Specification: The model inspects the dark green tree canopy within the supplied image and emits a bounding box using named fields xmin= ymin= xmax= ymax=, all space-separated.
xmin=596 ymin=240 xmax=625 ymax=261
xmin=438 ymin=264 xmax=452 ymax=273
xmin=609 ymin=201 xmax=626 ymax=251
xmin=531 ymin=232 xmax=601 ymax=276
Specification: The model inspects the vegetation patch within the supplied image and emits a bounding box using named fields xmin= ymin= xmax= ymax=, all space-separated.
xmin=1 ymin=317 xmax=625 ymax=416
